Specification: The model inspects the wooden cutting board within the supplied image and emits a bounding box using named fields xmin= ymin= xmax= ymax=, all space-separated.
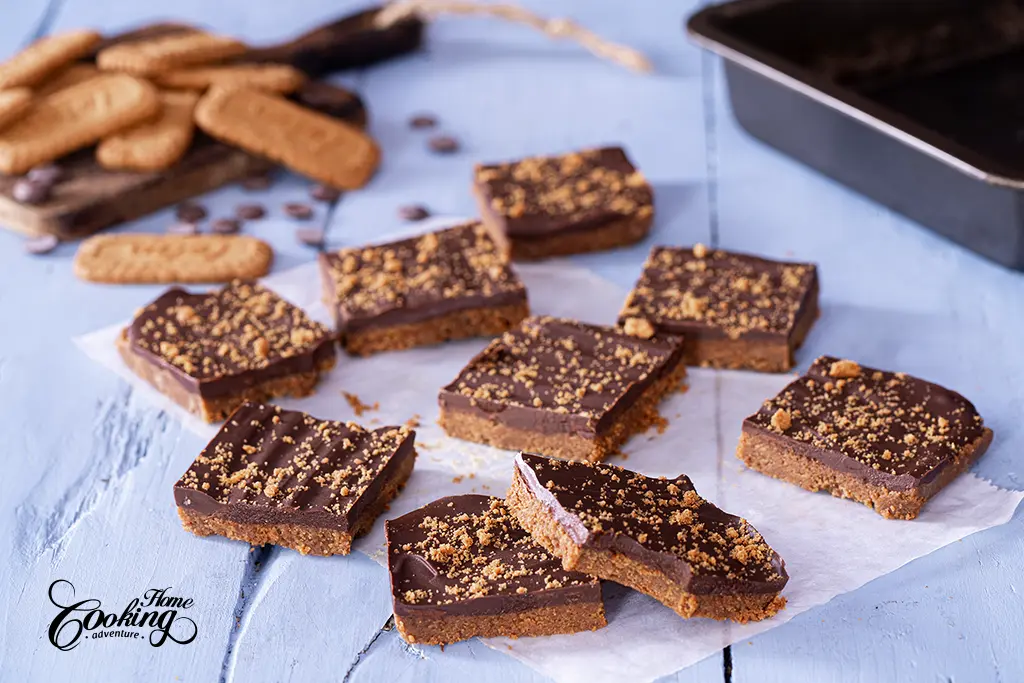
xmin=0 ymin=8 xmax=423 ymax=239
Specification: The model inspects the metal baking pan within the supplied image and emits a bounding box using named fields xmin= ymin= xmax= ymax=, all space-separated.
xmin=687 ymin=0 xmax=1024 ymax=271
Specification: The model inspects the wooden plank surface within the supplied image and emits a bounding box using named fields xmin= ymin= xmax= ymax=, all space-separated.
xmin=0 ymin=0 xmax=1021 ymax=682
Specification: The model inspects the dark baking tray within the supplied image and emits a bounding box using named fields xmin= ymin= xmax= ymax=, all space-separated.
xmin=687 ymin=0 xmax=1024 ymax=271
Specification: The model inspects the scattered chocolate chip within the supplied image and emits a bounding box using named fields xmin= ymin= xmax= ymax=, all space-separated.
xmin=284 ymin=202 xmax=314 ymax=220
xmin=176 ymin=202 xmax=207 ymax=223
xmin=27 ymin=164 xmax=62 ymax=185
xmin=409 ymin=114 xmax=437 ymax=129
xmin=24 ymin=234 xmax=59 ymax=255
xmin=235 ymin=204 xmax=266 ymax=220
xmin=167 ymin=221 xmax=199 ymax=235
xmin=310 ymin=184 xmax=341 ymax=203
xmin=241 ymin=173 xmax=274 ymax=191
xmin=399 ymin=204 xmax=430 ymax=221
xmin=211 ymin=218 xmax=241 ymax=235
xmin=428 ymin=135 xmax=460 ymax=154
xmin=296 ymin=227 xmax=325 ymax=247
xmin=12 ymin=179 xmax=51 ymax=205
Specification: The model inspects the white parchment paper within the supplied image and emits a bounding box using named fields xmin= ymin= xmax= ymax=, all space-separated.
xmin=75 ymin=219 xmax=1024 ymax=683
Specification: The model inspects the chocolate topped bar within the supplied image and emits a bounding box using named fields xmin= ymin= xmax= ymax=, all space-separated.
xmin=386 ymin=494 xmax=605 ymax=644
xmin=319 ymin=222 xmax=529 ymax=355
xmin=507 ymin=453 xmax=788 ymax=623
xmin=175 ymin=401 xmax=416 ymax=555
xmin=438 ymin=315 xmax=686 ymax=462
xmin=473 ymin=146 xmax=654 ymax=260
xmin=739 ymin=356 xmax=993 ymax=519
xmin=618 ymin=245 xmax=819 ymax=372
xmin=119 ymin=280 xmax=335 ymax=421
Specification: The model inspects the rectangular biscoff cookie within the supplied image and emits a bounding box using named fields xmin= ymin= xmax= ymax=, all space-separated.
xmin=0 ymin=73 xmax=160 ymax=175
xmin=0 ymin=29 xmax=102 ymax=89
xmin=35 ymin=63 xmax=100 ymax=97
xmin=507 ymin=452 xmax=789 ymax=623
xmin=74 ymin=234 xmax=273 ymax=284
xmin=97 ymin=31 xmax=247 ymax=76
xmin=97 ymin=91 xmax=200 ymax=171
xmin=153 ymin=63 xmax=307 ymax=94
xmin=194 ymin=86 xmax=379 ymax=190
xmin=0 ymin=89 xmax=32 ymax=132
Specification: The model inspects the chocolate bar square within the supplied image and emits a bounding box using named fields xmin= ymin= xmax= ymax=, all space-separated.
xmin=386 ymin=494 xmax=605 ymax=645
xmin=738 ymin=356 xmax=993 ymax=519
xmin=319 ymin=221 xmax=529 ymax=356
xmin=119 ymin=280 xmax=335 ymax=422
xmin=438 ymin=316 xmax=686 ymax=462
xmin=618 ymin=245 xmax=819 ymax=372
xmin=175 ymin=401 xmax=416 ymax=555
xmin=473 ymin=146 xmax=653 ymax=260
xmin=507 ymin=452 xmax=788 ymax=623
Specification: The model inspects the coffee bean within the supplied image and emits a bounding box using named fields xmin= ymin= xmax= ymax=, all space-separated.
xmin=12 ymin=179 xmax=51 ymax=205
xmin=284 ymin=202 xmax=314 ymax=220
xmin=235 ymin=204 xmax=266 ymax=220
xmin=24 ymin=234 xmax=58 ymax=255
xmin=399 ymin=204 xmax=430 ymax=221
xmin=296 ymin=228 xmax=325 ymax=247
xmin=27 ymin=164 xmax=63 ymax=185
xmin=211 ymin=218 xmax=241 ymax=235
xmin=176 ymin=202 xmax=207 ymax=223
xmin=167 ymin=221 xmax=199 ymax=235
xmin=428 ymin=135 xmax=459 ymax=154
xmin=241 ymin=173 xmax=274 ymax=191
xmin=409 ymin=114 xmax=437 ymax=129
xmin=310 ymin=184 xmax=341 ymax=203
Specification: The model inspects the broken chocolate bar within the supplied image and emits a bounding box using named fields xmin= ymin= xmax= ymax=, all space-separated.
xmin=175 ymin=401 xmax=416 ymax=555
xmin=386 ymin=494 xmax=605 ymax=645
xmin=738 ymin=356 xmax=993 ymax=519
xmin=119 ymin=280 xmax=335 ymax=422
xmin=438 ymin=316 xmax=686 ymax=462
xmin=507 ymin=452 xmax=788 ymax=623
xmin=618 ymin=245 xmax=819 ymax=372
xmin=473 ymin=146 xmax=654 ymax=261
xmin=319 ymin=221 xmax=529 ymax=356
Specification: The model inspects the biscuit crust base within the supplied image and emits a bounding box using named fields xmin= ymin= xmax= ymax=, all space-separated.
xmin=679 ymin=279 xmax=819 ymax=373
xmin=394 ymin=600 xmax=607 ymax=646
xmin=339 ymin=302 xmax=530 ymax=356
xmin=439 ymin=358 xmax=686 ymax=462
xmin=506 ymin=470 xmax=785 ymax=623
xmin=736 ymin=426 xmax=994 ymax=520
xmin=177 ymin=450 xmax=415 ymax=555
xmin=117 ymin=330 xmax=336 ymax=422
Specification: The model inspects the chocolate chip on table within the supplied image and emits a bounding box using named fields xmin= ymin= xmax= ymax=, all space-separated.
xmin=399 ymin=204 xmax=430 ymax=221
xmin=167 ymin=221 xmax=199 ymax=235
xmin=24 ymin=234 xmax=58 ymax=255
xmin=428 ymin=135 xmax=459 ymax=154
xmin=176 ymin=202 xmax=207 ymax=223
xmin=284 ymin=202 xmax=314 ymax=220
xmin=27 ymin=164 xmax=63 ymax=185
xmin=211 ymin=218 xmax=241 ymax=235
xmin=12 ymin=179 xmax=51 ymax=205
xmin=241 ymin=173 xmax=274 ymax=191
xmin=310 ymin=184 xmax=341 ymax=203
xmin=296 ymin=227 xmax=325 ymax=247
xmin=409 ymin=114 xmax=437 ymax=129
xmin=235 ymin=204 xmax=266 ymax=220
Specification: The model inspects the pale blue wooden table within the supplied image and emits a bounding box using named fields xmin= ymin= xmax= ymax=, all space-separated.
xmin=2 ymin=1 xmax=1023 ymax=681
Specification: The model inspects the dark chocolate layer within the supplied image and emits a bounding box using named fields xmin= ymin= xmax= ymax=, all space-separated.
xmin=319 ymin=222 xmax=527 ymax=334
xmin=127 ymin=281 xmax=335 ymax=399
xmin=474 ymin=146 xmax=653 ymax=239
xmin=619 ymin=245 xmax=818 ymax=343
xmin=514 ymin=453 xmax=788 ymax=596
xmin=387 ymin=495 xmax=601 ymax=618
xmin=743 ymin=356 xmax=989 ymax=490
xmin=174 ymin=402 xmax=415 ymax=530
xmin=438 ymin=316 xmax=685 ymax=438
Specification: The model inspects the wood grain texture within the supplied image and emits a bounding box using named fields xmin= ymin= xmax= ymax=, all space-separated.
xmin=1 ymin=0 xmax=1021 ymax=682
